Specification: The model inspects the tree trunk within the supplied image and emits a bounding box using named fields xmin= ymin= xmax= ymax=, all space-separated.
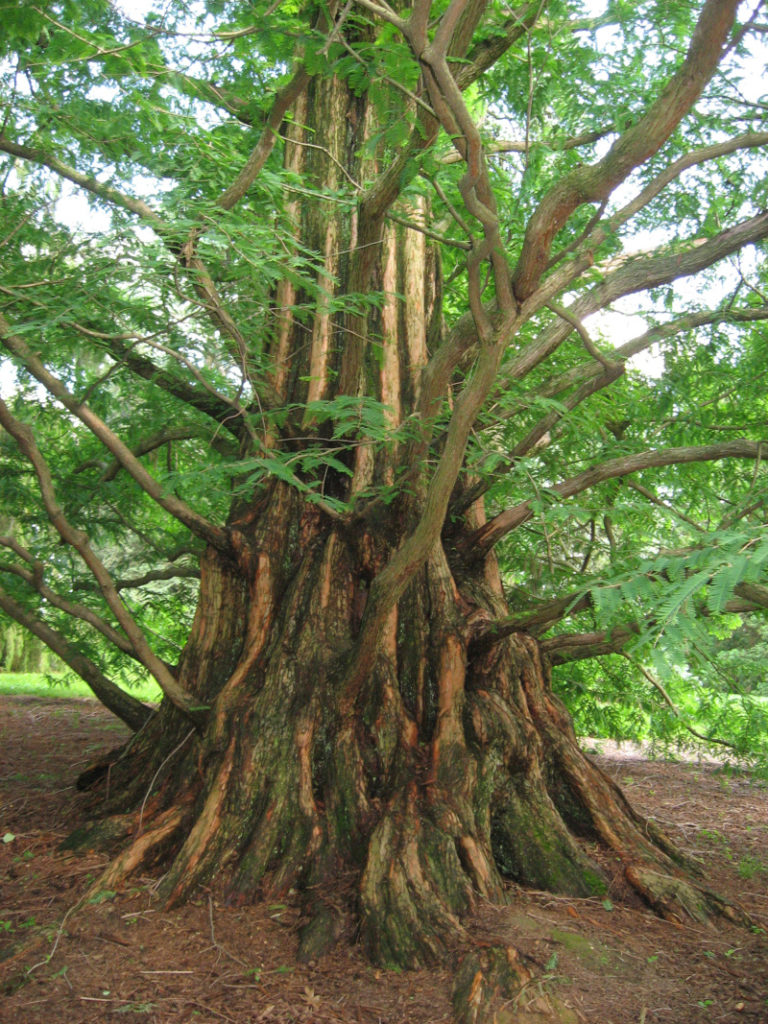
xmin=72 ymin=493 xmax=742 ymax=969
xmin=65 ymin=51 xmax=745 ymax=1021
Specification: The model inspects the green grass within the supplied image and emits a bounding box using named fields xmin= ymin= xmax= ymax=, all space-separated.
xmin=0 ymin=671 xmax=161 ymax=704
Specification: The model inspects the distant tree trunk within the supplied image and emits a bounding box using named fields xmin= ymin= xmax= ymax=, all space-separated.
xmin=0 ymin=622 xmax=53 ymax=673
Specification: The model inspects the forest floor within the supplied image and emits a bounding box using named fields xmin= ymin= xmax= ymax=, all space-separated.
xmin=0 ymin=694 xmax=766 ymax=1024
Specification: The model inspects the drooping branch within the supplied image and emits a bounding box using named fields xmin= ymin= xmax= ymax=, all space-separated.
xmin=0 ymin=138 xmax=283 ymax=413
xmin=466 ymin=441 xmax=768 ymax=557
xmin=0 ymin=554 xmax=138 ymax=659
xmin=0 ymin=397 xmax=204 ymax=723
xmin=0 ymin=585 xmax=153 ymax=732
xmin=511 ymin=0 xmax=741 ymax=302
xmin=0 ymin=318 xmax=230 ymax=552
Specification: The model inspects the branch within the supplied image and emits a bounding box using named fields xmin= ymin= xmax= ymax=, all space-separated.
xmin=622 ymin=656 xmax=739 ymax=751
xmin=733 ymin=581 xmax=768 ymax=610
xmin=76 ymin=426 xmax=236 ymax=483
xmin=454 ymin=2 xmax=549 ymax=88
xmin=96 ymin=337 xmax=246 ymax=435
xmin=0 ymin=316 xmax=230 ymax=552
xmin=107 ymin=565 xmax=201 ymax=592
xmin=0 ymin=135 xmax=165 ymax=226
xmin=0 ymin=585 xmax=153 ymax=732
xmin=515 ymin=306 xmax=768 ymax=411
xmin=471 ymin=590 xmax=593 ymax=650
xmin=511 ymin=0 xmax=741 ymax=302
xmin=467 ymin=441 xmax=768 ymax=557
xmin=625 ymin=480 xmax=706 ymax=533
xmin=0 ymin=137 xmax=282 ymax=413
xmin=0 ymin=397 xmax=206 ymax=724
xmin=506 ymin=210 xmax=768 ymax=383
xmin=453 ymin=360 xmax=624 ymax=516
xmin=541 ymin=625 xmax=639 ymax=664
xmin=546 ymin=301 xmax=620 ymax=371
xmin=0 ymin=555 xmax=137 ymax=658
xmin=438 ymin=129 xmax=610 ymax=163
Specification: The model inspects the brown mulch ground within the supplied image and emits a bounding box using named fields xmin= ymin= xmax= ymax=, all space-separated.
xmin=0 ymin=695 xmax=766 ymax=1024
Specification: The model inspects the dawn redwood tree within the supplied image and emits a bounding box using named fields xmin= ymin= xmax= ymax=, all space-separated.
xmin=1 ymin=0 xmax=768 ymax=1012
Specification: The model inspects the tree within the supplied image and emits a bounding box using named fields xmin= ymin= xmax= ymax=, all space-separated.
xmin=1 ymin=0 xmax=767 ymax=1013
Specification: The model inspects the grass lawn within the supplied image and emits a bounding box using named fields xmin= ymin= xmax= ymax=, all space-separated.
xmin=0 ymin=671 xmax=161 ymax=704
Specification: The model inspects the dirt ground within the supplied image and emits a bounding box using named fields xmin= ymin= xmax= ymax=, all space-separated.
xmin=0 ymin=695 xmax=766 ymax=1024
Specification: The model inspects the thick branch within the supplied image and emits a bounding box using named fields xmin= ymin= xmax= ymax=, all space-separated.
xmin=541 ymin=625 xmax=639 ymax=664
xmin=506 ymin=211 xmax=768 ymax=383
xmin=0 ymin=585 xmax=153 ymax=731
xmin=472 ymin=591 xmax=593 ymax=649
xmin=343 ymin=337 xmax=510 ymax=704
xmin=733 ymin=581 xmax=768 ymax=610
xmin=511 ymin=0 xmax=741 ymax=302
xmin=518 ymin=306 xmax=768 ymax=411
xmin=98 ymin=338 xmax=245 ymax=435
xmin=77 ymin=427 xmax=236 ymax=483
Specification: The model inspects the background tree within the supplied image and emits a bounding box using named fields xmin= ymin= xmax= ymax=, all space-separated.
xmin=1 ymin=0 xmax=767 ymax=1014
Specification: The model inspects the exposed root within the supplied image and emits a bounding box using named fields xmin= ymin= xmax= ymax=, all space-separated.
xmin=452 ymin=944 xmax=578 ymax=1024
xmin=359 ymin=785 xmax=474 ymax=968
xmin=624 ymin=864 xmax=752 ymax=927
xmin=91 ymin=803 xmax=190 ymax=896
